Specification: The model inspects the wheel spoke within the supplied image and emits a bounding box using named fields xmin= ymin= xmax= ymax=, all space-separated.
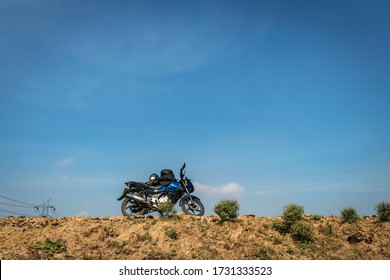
xmin=121 ymin=197 xmax=147 ymax=216
xmin=181 ymin=197 xmax=204 ymax=216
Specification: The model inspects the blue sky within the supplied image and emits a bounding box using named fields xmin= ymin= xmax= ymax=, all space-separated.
xmin=1 ymin=0 xmax=389 ymax=217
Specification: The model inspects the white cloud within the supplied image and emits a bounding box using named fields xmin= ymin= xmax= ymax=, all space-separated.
xmin=55 ymin=157 xmax=75 ymax=167
xmin=194 ymin=181 xmax=245 ymax=196
xmin=77 ymin=211 xmax=90 ymax=217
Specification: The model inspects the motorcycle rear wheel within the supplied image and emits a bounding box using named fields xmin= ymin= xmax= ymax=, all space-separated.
xmin=181 ymin=197 xmax=205 ymax=216
xmin=121 ymin=197 xmax=147 ymax=216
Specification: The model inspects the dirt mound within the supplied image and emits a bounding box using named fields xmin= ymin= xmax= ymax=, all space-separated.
xmin=0 ymin=214 xmax=389 ymax=260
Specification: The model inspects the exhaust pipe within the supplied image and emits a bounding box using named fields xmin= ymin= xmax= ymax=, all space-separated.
xmin=126 ymin=193 xmax=150 ymax=205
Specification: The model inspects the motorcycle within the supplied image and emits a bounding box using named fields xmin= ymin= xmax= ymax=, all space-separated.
xmin=117 ymin=163 xmax=205 ymax=216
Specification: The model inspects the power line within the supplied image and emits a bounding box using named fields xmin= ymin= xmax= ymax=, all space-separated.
xmin=0 ymin=195 xmax=58 ymax=217
xmin=0 ymin=195 xmax=36 ymax=207
xmin=0 ymin=201 xmax=35 ymax=208
xmin=0 ymin=208 xmax=31 ymax=216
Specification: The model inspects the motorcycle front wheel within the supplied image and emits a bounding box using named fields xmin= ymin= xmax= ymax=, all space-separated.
xmin=121 ymin=197 xmax=147 ymax=216
xmin=180 ymin=197 xmax=205 ymax=216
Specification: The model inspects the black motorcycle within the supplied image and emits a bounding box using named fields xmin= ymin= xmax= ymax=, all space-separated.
xmin=117 ymin=163 xmax=205 ymax=216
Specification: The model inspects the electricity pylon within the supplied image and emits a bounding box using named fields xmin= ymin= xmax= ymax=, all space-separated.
xmin=35 ymin=198 xmax=57 ymax=217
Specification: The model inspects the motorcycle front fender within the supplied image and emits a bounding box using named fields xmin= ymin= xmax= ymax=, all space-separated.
xmin=117 ymin=188 xmax=129 ymax=201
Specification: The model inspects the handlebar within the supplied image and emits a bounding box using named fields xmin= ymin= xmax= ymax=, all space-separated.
xmin=180 ymin=162 xmax=186 ymax=178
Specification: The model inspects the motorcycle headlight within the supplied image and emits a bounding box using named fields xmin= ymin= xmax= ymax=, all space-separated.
xmin=186 ymin=181 xmax=194 ymax=193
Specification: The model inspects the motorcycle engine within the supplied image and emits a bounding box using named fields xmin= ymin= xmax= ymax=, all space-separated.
xmin=150 ymin=194 xmax=169 ymax=205
xmin=157 ymin=195 xmax=169 ymax=204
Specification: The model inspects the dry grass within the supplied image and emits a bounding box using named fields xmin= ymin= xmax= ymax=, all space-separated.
xmin=0 ymin=214 xmax=389 ymax=260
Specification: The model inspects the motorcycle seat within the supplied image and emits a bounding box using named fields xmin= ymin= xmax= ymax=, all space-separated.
xmin=125 ymin=181 xmax=166 ymax=194
xmin=145 ymin=187 xmax=165 ymax=195
xmin=125 ymin=181 xmax=150 ymax=190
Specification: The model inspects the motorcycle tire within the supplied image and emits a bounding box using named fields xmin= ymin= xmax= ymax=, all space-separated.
xmin=181 ymin=197 xmax=205 ymax=216
xmin=121 ymin=197 xmax=147 ymax=216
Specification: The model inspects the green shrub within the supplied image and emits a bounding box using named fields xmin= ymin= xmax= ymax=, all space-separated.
xmin=164 ymin=227 xmax=178 ymax=240
xmin=30 ymin=238 xmax=65 ymax=256
xmin=213 ymin=199 xmax=240 ymax=221
xmin=311 ymin=214 xmax=322 ymax=221
xmin=282 ymin=203 xmax=304 ymax=225
xmin=341 ymin=207 xmax=359 ymax=223
xmin=273 ymin=204 xmax=305 ymax=234
xmin=319 ymin=222 xmax=334 ymax=236
xmin=374 ymin=201 xmax=390 ymax=222
xmin=290 ymin=221 xmax=314 ymax=243
xmin=273 ymin=204 xmax=316 ymax=243
xmin=271 ymin=219 xmax=289 ymax=234
xmin=157 ymin=201 xmax=176 ymax=218
xmin=253 ymin=245 xmax=271 ymax=260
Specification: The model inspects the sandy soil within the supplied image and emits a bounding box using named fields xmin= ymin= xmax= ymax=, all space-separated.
xmin=0 ymin=214 xmax=389 ymax=260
